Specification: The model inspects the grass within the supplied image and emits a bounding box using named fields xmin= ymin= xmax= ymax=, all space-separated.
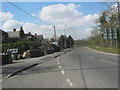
xmin=89 ymin=46 xmax=120 ymax=54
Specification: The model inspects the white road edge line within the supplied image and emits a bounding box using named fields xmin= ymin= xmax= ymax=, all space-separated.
xmin=66 ymin=78 xmax=73 ymax=86
xmin=87 ymin=55 xmax=94 ymax=58
xmin=98 ymin=59 xmax=118 ymax=65
xmin=86 ymin=47 xmax=119 ymax=56
xmin=61 ymin=70 xmax=65 ymax=75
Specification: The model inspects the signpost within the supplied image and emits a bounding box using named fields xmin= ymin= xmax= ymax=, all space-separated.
xmin=103 ymin=28 xmax=118 ymax=48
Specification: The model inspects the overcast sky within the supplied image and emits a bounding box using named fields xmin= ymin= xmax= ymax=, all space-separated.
xmin=1 ymin=2 xmax=110 ymax=40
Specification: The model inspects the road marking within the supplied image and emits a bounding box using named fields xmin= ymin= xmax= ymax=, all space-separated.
xmin=4 ymin=73 xmax=14 ymax=80
xmin=86 ymin=47 xmax=119 ymax=56
xmin=87 ymin=55 xmax=94 ymax=58
xmin=57 ymin=57 xmax=60 ymax=65
xmin=98 ymin=59 xmax=118 ymax=65
xmin=66 ymin=78 xmax=73 ymax=86
xmin=57 ymin=57 xmax=59 ymax=62
xmin=99 ymin=59 xmax=105 ymax=62
xmin=59 ymin=65 xmax=62 ymax=69
xmin=61 ymin=70 xmax=65 ymax=75
xmin=5 ymin=74 xmax=12 ymax=79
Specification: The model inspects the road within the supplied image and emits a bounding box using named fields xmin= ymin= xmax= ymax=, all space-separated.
xmin=2 ymin=47 xmax=118 ymax=88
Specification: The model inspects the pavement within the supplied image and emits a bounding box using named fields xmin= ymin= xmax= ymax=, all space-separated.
xmin=2 ymin=52 xmax=64 ymax=79
xmin=2 ymin=47 xmax=118 ymax=88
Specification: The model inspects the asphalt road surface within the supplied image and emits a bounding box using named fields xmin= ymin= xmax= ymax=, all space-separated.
xmin=2 ymin=47 xmax=118 ymax=88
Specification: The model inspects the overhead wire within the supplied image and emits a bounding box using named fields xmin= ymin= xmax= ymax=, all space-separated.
xmin=6 ymin=0 xmax=50 ymax=25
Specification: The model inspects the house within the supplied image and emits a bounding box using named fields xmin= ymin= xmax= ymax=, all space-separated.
xmin=0 ymin=29 xmax=9 ymax=44
xmin=8 ymin=29 xmax=21 ymax=42
xmin=1 ymin=27 xmax=44 ymax=43
xmin=34 ymin=33 xmax=44 ymax=41
xmin=24 ymin=32 xmax=37 ymax=41
xmin=7 ymin=27 xmax=25 ymax=42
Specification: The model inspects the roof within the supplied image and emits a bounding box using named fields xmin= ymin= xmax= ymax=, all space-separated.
xmin=7 ymin=31 xmax=20 ymax=38
xmin=35 ymin=35 xmax=43 ymax=40
xmin=0 ymin=29 xmax=8 ymax=35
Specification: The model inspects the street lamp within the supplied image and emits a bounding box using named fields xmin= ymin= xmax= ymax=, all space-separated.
xmin=64 ymin=25 xmax=67 ymax=49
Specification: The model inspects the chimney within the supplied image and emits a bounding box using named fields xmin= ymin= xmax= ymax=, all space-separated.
xmin=13 ymin=28 xmax=16 ymax=32
xmin=35 ymin=33 xmax=37 ymax=36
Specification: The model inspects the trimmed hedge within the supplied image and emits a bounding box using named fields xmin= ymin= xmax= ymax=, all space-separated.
xmin=1 ymin=41 xmax=39 ymax=54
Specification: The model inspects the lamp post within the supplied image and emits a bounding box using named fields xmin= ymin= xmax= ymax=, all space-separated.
xmin=64 ymin=25 xmax=67 ymax=49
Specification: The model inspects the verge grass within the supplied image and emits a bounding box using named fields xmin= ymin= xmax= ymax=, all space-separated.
xmin=89 ymin=46 xmax=120 ymax=54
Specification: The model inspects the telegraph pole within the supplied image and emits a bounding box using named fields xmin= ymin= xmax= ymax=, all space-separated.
xmin=117 ymin=1 xmax=120 ymax=88
xmin=53 ymin=26 xmax=57 ymax=45
xmin=117 ymin=1 xmax=120 ymax=48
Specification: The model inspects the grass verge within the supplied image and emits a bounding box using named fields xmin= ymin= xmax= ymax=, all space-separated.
xmin=89 ymin=46 xmax=120 ymax=54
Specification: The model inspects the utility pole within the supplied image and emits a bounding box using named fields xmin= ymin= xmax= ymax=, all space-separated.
xmin=117 ymin=1 xmax=120 ymax=48
xmin=53 ymin=26 xmax=57 ymax=45
xmin=117 ymin=1 xmax=120 ymax=89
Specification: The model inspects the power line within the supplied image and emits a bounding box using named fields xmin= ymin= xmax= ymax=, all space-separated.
xmin=6 ymin=0 xmax=50 ymax=25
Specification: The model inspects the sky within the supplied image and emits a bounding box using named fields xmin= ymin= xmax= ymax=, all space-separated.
xmin=1 ymin=2 xmax=112 ymax=40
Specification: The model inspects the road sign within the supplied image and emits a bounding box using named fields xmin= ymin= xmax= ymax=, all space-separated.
xmin=103 ymin=28 xmax=117 ymax=39
xmin=112 ymin=29 xmax=117 ymax=39
xmin=103 ymin=29 xmax=108 ymax=39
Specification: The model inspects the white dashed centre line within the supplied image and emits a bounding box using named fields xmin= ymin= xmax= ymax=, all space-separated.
xmin=57 ymin=57 xmax=60 ymax=65
xmin=57 ymin=56 xmax=74 ymax=86
xmin=66 ymin=78 xmax=73 ymax=86
xmin=59 ymin=65 xmax=62 ymax=69
xmin=61 ymin=70 xmax=65 ymax=75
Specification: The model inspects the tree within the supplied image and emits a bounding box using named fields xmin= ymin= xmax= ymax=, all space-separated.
xmin=58 ymin=35 xmax=65 ymax=49
xmin=67 ymin=35 xmax=74 ymax=48
xmin=97 ymin=12 xmax=108 ymax=33
xmin=96 ymin=8 xmax=118 ymax=48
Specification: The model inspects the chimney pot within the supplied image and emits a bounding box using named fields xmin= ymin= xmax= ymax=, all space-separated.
xmin=13 ymin=28 xmax=16 ymax=32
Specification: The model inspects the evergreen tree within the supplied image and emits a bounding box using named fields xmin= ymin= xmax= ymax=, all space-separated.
xmin=58 ymin=35 xmax=65 ymax=49
xmin=67 ymin=35 xmax=74 ymax=48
